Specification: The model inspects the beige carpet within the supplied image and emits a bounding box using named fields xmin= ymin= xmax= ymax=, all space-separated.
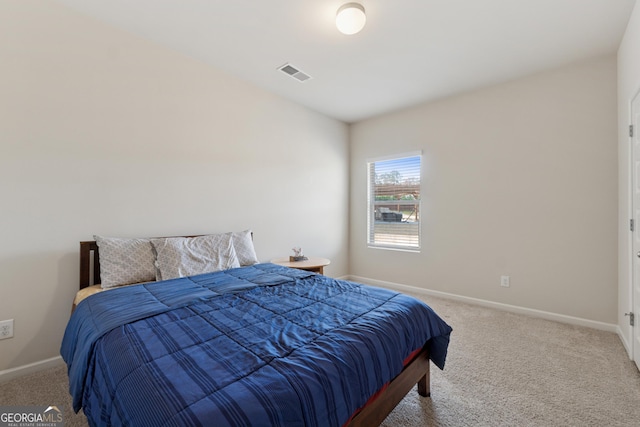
xmin=2 ymin=295 xmax=639 ymax=426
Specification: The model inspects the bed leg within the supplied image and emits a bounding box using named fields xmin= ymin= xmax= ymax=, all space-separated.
xmin=417 ymin=362 xmax=431 ymax=397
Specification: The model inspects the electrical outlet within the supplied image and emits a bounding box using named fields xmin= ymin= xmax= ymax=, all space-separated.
xmin=0 ymin=319 xmax=14 ymax=339
xmin=500 ymin=275 xmax=510 ymax=288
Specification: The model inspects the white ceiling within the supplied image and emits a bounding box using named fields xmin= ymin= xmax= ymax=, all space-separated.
xmin=54 ymin=0 xmax=636 ymax=123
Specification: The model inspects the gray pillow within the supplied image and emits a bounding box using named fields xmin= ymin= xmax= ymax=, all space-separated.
xmin=232 ymin=230 xmax=259 ymax=266
xmin=151 ymin=234 xmax=240 ymax=281
xmin=94 ymin=235 xmax=157 ymax=289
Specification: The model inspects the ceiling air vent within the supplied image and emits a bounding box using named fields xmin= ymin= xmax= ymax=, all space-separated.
xmin=278 ymin=63 xmax=312 ymax=82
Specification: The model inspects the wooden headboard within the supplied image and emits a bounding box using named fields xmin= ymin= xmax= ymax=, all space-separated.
xmin=79 ymin=241 xmax=100 ymax=289
xmin=79 ymin=233 xmax=253 ymax=289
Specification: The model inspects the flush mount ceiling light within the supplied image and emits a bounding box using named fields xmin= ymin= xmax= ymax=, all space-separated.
xmin=336 ymin=3 xmax=366 ymax=35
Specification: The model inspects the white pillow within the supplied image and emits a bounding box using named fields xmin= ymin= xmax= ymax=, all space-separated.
xmin=232 ymin=230 xmax=259 ymax=266
xmin=94 ymin=235 xmax=157 ymax=289
xmin=151 ymin=234 xmax=240 ymax=281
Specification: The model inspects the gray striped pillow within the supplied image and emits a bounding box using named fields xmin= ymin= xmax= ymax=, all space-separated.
xmin=151 ymin=234 xmax=240 ymax=281
xmin=94 ymin=235 xmax=156 ymax=289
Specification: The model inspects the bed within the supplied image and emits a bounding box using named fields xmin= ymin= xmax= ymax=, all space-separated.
xmin=61 ymin=232 xmax=452 ymax=426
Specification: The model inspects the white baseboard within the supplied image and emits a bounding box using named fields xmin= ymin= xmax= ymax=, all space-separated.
xmin=0 ymin=356 xmax=64 ymax=383
xmin=347 ymin=275 xmax=618 ymax=333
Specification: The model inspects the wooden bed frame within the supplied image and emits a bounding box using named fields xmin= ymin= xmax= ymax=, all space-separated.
xmin=78 ymin=239 xmax=432 ymax=426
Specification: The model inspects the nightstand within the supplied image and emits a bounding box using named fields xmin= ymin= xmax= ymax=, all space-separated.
xmin=271 ymin=257 xmax=331 ymax=275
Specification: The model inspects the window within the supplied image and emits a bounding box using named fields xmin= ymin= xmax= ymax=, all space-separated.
xmin=367 ymin=153 xmax=421 ymax=251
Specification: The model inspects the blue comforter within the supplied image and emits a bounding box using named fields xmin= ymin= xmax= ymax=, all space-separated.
xmin=61 ymin=264 xmax=451 ymax=427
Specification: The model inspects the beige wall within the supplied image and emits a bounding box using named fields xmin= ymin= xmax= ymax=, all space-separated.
xmin=0 ymin=0 xmax=626 ymax=374
xmin=618 ymin=1 xmax=640 ymax=353
xmin=0 ymin=1 xmax=349 ymax=371
xmin=350 ymin=55 xmax=618 ymax=324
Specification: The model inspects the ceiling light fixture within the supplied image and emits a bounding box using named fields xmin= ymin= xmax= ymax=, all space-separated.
xmin=336 ymin=3 xmax=366 ymax=35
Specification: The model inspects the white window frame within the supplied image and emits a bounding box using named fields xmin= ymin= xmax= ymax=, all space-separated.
xmin=367 ymin=151 xmax=422 ymax=252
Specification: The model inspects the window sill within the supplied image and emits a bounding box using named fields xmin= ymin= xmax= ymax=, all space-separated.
xmin=367 ymin=245 xmax=421 ymax=253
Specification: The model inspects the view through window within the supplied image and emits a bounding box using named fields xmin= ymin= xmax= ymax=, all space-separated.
xmin=367 ymin=153 xmax=421 ymax=251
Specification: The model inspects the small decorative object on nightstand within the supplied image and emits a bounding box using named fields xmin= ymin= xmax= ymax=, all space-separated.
xmin=290 ymin=246 xmax=308 ymax=262
xmin=271 ymin=256 xmax=331 ymax=275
